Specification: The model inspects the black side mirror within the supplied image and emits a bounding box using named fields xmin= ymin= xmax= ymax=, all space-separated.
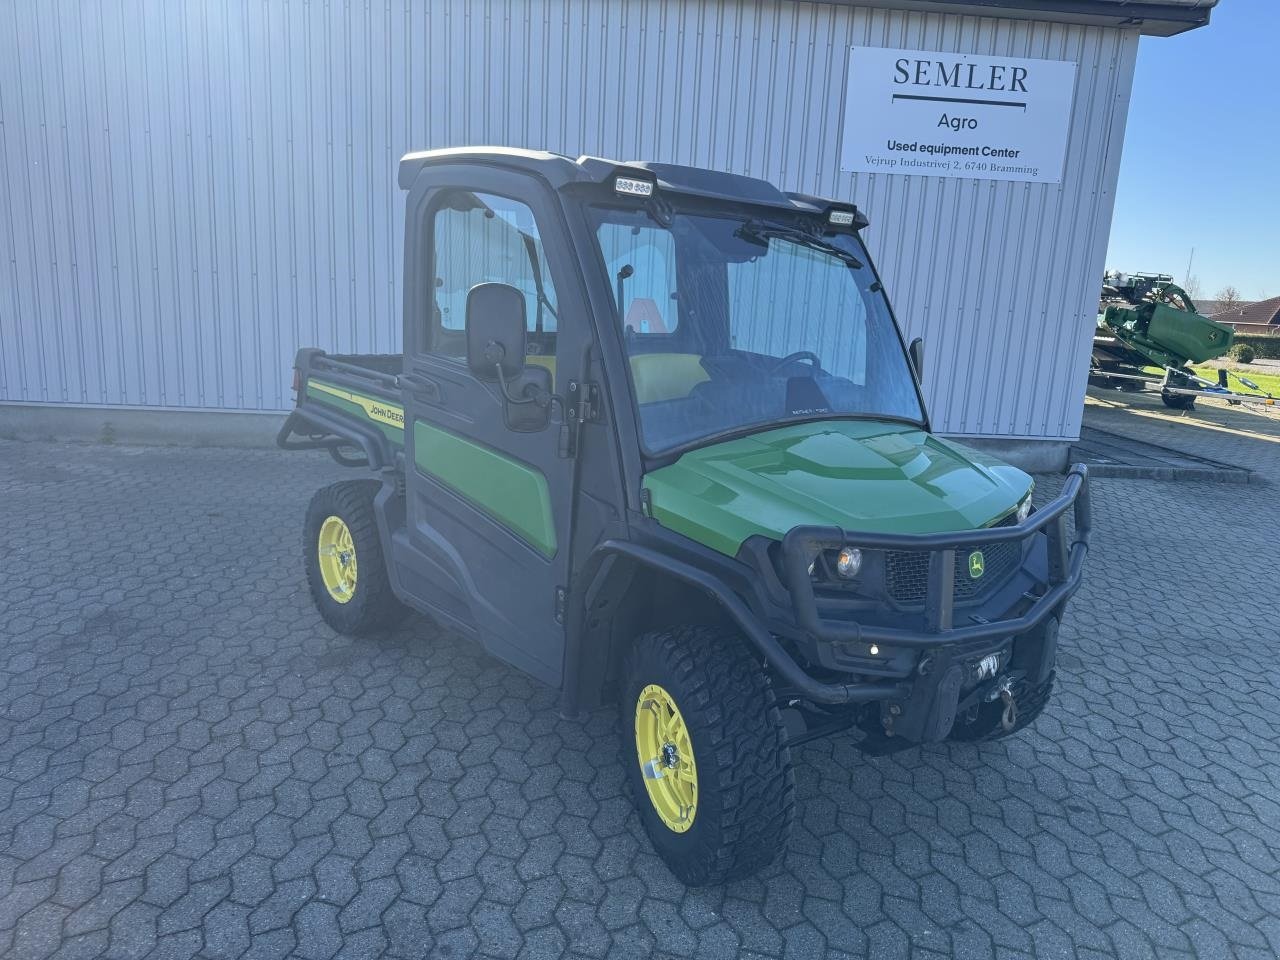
xmin=908 ymin=337 xmax=925 ymax=383
xmin=465 ymin=282 xmax=552 ymax=432
xmin=466 ymin=282 xmax=527 ymax=381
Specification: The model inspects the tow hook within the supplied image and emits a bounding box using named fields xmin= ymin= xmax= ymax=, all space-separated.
xmin=988 ymin=676 xmax=1018 ymax=732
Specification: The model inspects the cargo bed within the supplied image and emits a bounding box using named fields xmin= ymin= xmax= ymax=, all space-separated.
xmin=278 ymin=349 xmax=407 ymax=467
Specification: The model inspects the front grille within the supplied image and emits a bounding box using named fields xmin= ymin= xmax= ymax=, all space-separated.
xmin=884 ymin=513 xmax=1022 ymax=605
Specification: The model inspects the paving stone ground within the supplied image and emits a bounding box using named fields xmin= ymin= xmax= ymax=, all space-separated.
xmin=2 ymin=396 xmax=1279 ymax=959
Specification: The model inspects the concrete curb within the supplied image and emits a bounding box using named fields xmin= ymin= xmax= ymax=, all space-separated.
xmin=951 ymin=437 xmax=1071 ymax=474
xmin=1070 ymin=425 xmax=1254 ymax=483
xmin=1080 ymin=462 xmax=1254 ymax=483
xmin=0 ymin=403 xmax=287 ymax=448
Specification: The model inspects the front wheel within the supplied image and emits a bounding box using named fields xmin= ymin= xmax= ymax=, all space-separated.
xmin=620 ymin=626 xmax=795 ymax=885
xmin=304 ymin=479 xmax=407 ymax=635
xmin=1161 ymin=388 xmax=1196 ymax=410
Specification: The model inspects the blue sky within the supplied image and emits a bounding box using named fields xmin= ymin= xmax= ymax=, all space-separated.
xmin=1105 ymin=0 xmax=1277 ymax=301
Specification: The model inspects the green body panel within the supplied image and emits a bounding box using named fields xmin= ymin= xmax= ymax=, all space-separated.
xmin=642 ymin=420 xmax=1032 ymax=557
xmin=413 ymin=420 xmax=557 ymax=557
xmin=305 ymin=380 xmax=405 ymax=446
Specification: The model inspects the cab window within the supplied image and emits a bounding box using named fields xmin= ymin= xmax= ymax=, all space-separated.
xmin=597 ymin=222 xmax=677 ymax=335
xmin=727 ymin=247 xmax=868 ymax=385
xmin=429 ymin=190 xmax=558 ymax=359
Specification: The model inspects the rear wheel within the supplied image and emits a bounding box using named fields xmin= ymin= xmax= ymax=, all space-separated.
xmin=1162 ymin=371 xmax=1198 ymax=410
xmin=304 ymin=480 xmax=407 ymax=635
xmin=620 ymin=626 xmax=795 ymax=885
xmin=948 ymin=673 xmax=1055 ymax=742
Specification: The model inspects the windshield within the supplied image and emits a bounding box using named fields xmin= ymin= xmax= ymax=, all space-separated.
xmin=591 ymin=204 xmax=925 ymax=454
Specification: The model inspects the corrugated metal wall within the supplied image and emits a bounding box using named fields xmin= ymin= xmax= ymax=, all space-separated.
xmin=0 ymin=0 xmax=1137 ymax=439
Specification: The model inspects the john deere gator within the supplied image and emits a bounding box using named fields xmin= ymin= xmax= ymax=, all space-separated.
xmin=278 ymin=147 xmax=1092 ymax=884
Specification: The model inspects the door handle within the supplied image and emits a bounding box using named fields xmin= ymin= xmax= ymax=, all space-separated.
xmin=398 ymin=373 xmax=442 ymax=402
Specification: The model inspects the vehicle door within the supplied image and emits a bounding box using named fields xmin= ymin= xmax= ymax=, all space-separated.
xmin=399 ymin=166 xmax=587 ymax=687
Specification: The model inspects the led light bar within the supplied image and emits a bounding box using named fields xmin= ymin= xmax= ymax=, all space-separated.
xmin=614 ymin=176 xmax=654 ymax=197
xmin=827 ymin=209 xmax=855 ymax=226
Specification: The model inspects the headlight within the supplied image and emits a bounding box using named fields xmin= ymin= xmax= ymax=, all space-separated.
xmin=1016 ymin=496 xmax=1032 ymax=523
xmin=835 ymin=547 xmax=863 ymax=578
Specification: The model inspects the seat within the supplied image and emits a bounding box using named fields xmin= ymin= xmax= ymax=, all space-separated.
xmin=521 ymin=352 xmax=710 ymax=404
xmin=629 ymin=353 xmax=709 ymax=403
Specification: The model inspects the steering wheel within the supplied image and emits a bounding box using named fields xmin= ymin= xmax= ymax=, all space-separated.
xmin=767 ymin=351 xmax=822 ymax=375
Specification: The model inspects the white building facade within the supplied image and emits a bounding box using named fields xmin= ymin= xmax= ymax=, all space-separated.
xmin=0 ymin=0 xmax=1214 ymax=451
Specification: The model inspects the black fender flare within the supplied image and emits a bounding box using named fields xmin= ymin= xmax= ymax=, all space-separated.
xmin=559 ymin=539 xmax=906 ymax=717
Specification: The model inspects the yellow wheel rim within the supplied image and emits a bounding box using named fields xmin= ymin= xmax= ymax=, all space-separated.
xmin=634 ymin=683 xmax=698 ymax=833
xmin=317 ymin=515 xmax=358 ymax=603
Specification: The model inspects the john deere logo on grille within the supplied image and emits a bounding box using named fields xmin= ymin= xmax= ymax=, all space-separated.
xmin=968 ymin=550 xmax=985 ymax=579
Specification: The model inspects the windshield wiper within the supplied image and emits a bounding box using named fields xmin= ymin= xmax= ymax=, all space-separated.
xmin=735 ymin=221 xmax=863 ymax=268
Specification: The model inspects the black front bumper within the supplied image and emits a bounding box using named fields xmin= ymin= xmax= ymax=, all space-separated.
xmin=780 ymin=464 xmax=1091 ymax=653
xmin=579 ymin=467 xmax=1090 ymax=740
xmin=768 ymin=465 xmax=1091 ymax=738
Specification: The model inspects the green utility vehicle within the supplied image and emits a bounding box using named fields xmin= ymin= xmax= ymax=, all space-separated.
xmin=279 ymin=147 xmax=1091 ymax=885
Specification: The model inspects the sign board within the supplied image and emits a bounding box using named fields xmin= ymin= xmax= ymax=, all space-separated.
xmin=840 ymin=47 xmax=1078 ymax=184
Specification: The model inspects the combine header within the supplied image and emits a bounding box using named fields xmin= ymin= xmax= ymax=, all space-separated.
xmin=1090 ymin=272 xmax=1272 ymax=410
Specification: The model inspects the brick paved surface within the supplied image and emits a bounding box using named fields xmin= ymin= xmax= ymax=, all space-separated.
xmin=2 ymin=399 xmax=1279 ymax=959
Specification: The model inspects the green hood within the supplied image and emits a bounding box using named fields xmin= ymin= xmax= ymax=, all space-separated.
xmin=642 ymin=420 xmax=1032 ymax=557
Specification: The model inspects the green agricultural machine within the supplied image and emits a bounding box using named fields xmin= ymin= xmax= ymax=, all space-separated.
xmin=1091 ymin=272 xmax=1236 ymax=409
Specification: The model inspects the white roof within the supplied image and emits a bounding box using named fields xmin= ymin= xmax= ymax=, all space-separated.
xmin=819 ymin=0 xmax=1218 ymax=36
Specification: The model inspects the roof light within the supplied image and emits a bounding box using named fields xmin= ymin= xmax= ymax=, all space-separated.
xmin=828 ymin=209 xmax=855 ymax=226
xmin=615 ymin=176 xmax=654 ymax=197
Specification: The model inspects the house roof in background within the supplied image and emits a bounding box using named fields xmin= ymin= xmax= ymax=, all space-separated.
xmin=1209 ymin=295 xmax=1280 ymax=326
xmin=1194 ymin=299 xmax=1240 ymax=317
